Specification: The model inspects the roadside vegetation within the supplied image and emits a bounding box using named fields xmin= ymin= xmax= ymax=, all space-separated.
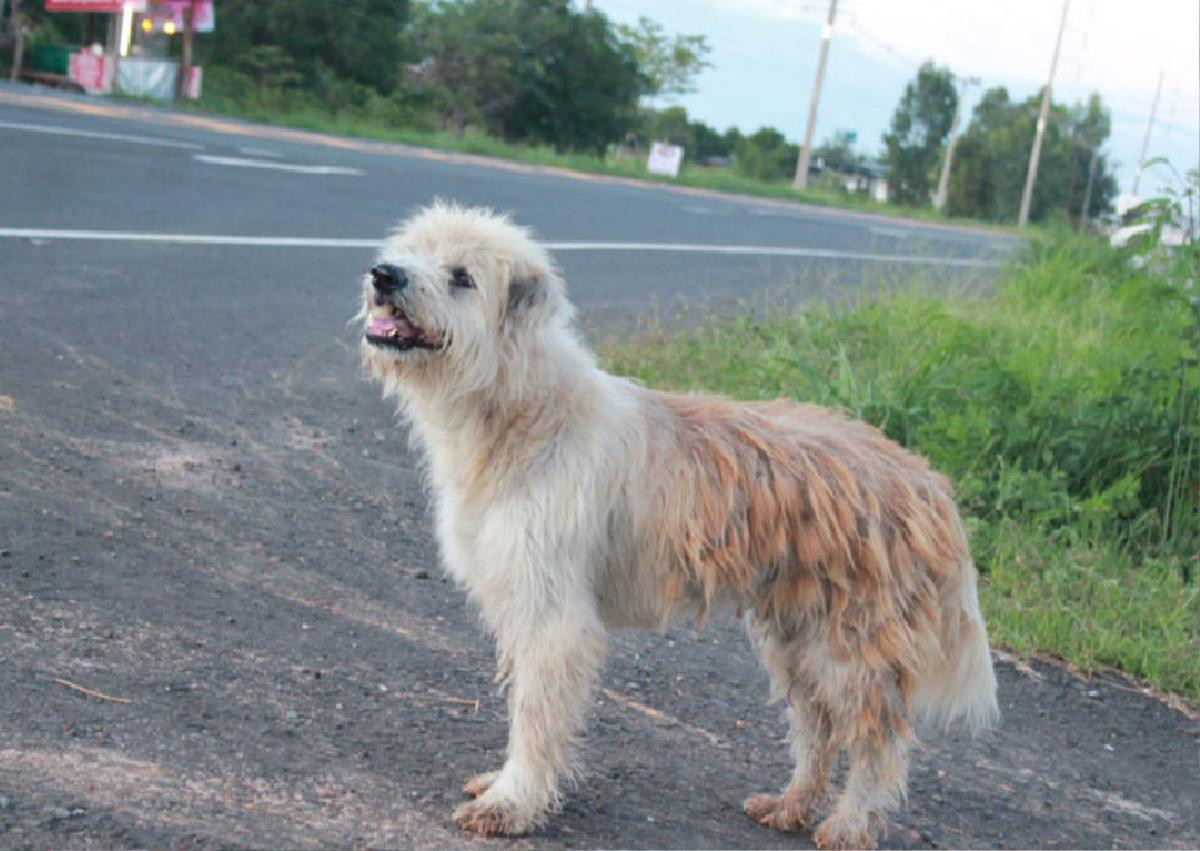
xmin=605 ymin=189 xmax=1200 ymax=699
xmin=7 ymin=0 xmax=1117 ymax=227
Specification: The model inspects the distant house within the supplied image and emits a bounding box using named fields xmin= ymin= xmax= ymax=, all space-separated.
xmin=816 ymin=158 xmax=888 ymax=203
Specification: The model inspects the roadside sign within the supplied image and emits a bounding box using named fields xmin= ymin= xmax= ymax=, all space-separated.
xmin=68 ymin=50 xmax=110 ymax=92
xmin=154 ymin=1 xmax=216 ymax=33
xmin=184 ymin=65 xmax=202 ymax=100
xmin=647 ymin=142 xmax=684 ymax=178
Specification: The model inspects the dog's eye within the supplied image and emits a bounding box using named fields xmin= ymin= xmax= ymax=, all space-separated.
xmin=450 ymin=266 xmax=475 ymax=290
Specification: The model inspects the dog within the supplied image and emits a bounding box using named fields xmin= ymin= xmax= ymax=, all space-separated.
xmin=358 ymin=202 xmax=998 ymax=849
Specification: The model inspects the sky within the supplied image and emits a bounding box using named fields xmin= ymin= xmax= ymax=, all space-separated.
xmin=592 ymin=0 xmax=1200 ymax=198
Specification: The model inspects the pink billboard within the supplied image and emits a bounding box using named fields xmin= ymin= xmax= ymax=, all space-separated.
xmin=154 ymin=1 xmax=215 ymax=33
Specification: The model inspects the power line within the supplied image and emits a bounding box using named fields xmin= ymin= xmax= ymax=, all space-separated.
xmin=841 ymin=18 xmax=926 ymax=69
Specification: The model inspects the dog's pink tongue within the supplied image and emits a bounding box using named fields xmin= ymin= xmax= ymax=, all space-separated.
xmin=368 ymin=315 xmax=420 ymax=339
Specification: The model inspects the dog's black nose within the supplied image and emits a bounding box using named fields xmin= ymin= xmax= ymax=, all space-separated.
xmin=371 ymin=263 xmax=407 ymax=294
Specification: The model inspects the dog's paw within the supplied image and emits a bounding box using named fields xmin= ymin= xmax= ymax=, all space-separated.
xmin=813 ymin=815 xmax=877 ymax=850
xmin=462 ymin=770 xmax=501 ymax=799
xmin=452 ymin=797 xmax=524 ymax=836
xmin=743 ymin=792 xmax=818 ymax=832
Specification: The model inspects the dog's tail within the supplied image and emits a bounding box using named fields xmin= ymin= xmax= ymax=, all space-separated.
xmin=914 ymin=562 xmax=999 ymax=732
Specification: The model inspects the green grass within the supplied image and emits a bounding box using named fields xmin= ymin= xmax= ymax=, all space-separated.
xmin=169 ymin=82 xmax=1016 ymax=232
xmin=984 ymin=527 xmax=1197 ymax=696
xmin=603 ymin=233 xmax=1200 ymax=699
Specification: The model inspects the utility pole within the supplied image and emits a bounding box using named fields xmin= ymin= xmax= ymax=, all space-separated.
xmin=934 ymin=75 xmax=979 ymax=211
xmin=1079 ymin=145 xmax=1099 ymax=225
xmin=1131 ymin=70 xmax=1164 ymax=197
xmin=8 ymin=0 xmax=23 ymax=82
xmin=794 ymin=0 xmax=837 ymax=190
xmin=176 ymin=0 xmax=195 ymax=101
xmin=1017 ymin=0 xmax=1070 ymax=228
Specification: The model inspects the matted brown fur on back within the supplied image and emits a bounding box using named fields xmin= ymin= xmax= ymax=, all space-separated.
xmin=645 ymin=393 xmax=971 ymax=706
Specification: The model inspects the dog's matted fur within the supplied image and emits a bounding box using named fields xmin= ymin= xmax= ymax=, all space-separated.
xmin=358 ymin=202 xmax=998 ymax=849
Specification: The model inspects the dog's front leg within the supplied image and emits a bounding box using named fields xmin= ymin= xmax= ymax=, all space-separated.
xmin=454 ymin=607 xmax=606 ymax=835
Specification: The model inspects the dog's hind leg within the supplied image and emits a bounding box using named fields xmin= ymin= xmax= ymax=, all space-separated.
xmin=813 ymin=682 xmax=911 ymax=850
xmin=453 ymin=606 xmax=607 ymax=836
xmin=744 ymin=627 xmax=837 ymax=832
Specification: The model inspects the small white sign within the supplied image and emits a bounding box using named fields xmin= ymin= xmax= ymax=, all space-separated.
xmin=646 ymin=141 xmax=684 ymax=178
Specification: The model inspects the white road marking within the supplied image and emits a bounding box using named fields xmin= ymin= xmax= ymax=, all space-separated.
xmin=237 ymin=146 xmax=283 ymax=158
xmin=0 ymin=227 xmax=1007 ymax=267
xmin=0 ymin=228 xmax=377 ymax=248
xmin=193 ymin=154 xmax=364 ymax=175
xmin=0 ymin=119 xmax=202 ymax=150
xmin=547 ymin=241 xmax=1006 ymax=268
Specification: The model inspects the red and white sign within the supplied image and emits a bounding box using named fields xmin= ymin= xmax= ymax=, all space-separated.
xmin=46 ymin=1 xmax=128 ymax=12
xmin=153 ymin=1 xmax=216 ymax=33
xmin=647 ymin=142 xmax=685 ymax=178
xmin=183 ymin=65 xmax=202 ymax=100
xmin=68 ymin=50 xmax=109 ymax=92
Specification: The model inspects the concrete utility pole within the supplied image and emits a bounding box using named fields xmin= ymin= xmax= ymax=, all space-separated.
xmin=1079 ymin=144 xmax=1099 ymax=224
xmin=1017 ymin=0 xmax=1070 ymax=228
xmin=934 ymin=75 xmax=979 ymax=211
xmin=1131 ymin=70 xmax=1164 ymax=196
xmin=794 ymin=0 xmax=837 ymax=190
xmin=8 ymin=0 xmax=24 ymax=82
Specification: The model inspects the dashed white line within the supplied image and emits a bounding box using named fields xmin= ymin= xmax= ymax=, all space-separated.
xmin=193 ymin=154 xmax=364 ymax=175
xmin=0 ymin=119 xmax=203 ymax=150
xmin=545 ymin=241 xmax=1006 ymax=267
xmin=0 ymin=228 xmax=377 ymax=248
xmin=0 ymin=228 xmax=1006 ymax=267
xmin=237 ymin=146 xmax=284 ymax=158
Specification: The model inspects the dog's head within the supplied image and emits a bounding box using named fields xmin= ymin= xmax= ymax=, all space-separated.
xmin=359 ymin=202 xmax=570 ymax=393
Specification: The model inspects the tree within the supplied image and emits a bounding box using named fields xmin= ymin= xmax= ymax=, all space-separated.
xmin=409 ymin=0 xmax=523 ymax=134
xmin=813 ymin=133 xmax=862 ymax=173
xmin=615 ymin=15 xmax=710 ymax=100
xmin=500 ymin=1 xmax=641 ymax=153
xmin=947 ymin=87 xmax=1117 ymax=222
xmin=883 ymin=61 xmax=957 ymax=206
xmin=1068 ymin=93 xmax=1118 ymax=221
xmin=735 ymin=127 xmax=798 ymax=182
xmin=5 ymin=0 xmax=24 ymax=81
xmin=199 ymin=0 xmax=410 ymax=95
xmin=634 ymin=106 xmax=736 ymax=164
xmin=413 ymin=0 xmax=640 ymax=154
xmin=690 ymin=120 xmax=731 ymax=162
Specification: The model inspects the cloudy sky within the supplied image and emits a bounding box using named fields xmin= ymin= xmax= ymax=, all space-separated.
xmin=593 ymin=0 xmax=1199 ymax=198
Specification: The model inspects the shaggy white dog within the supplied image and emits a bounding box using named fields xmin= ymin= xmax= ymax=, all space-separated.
xmin=358 ymin=202 xmax=998 ymax=850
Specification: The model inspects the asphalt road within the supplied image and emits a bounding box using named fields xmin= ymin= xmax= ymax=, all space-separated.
xmin=1 ymin=86 xmax=1197 ymax=851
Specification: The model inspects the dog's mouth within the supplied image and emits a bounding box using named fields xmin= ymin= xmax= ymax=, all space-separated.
xmin=364 ymin=308 xmax=443 ymax=352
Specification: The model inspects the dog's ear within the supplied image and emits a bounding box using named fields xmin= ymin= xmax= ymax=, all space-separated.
xmin=505 ymin=272 xmax=568 ymax=329
xmin=506 ymin=275 xmax=548 ymax=316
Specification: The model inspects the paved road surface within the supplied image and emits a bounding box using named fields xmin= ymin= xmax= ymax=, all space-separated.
xmin=1 ymin=87 xmax=1196 ymax=850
